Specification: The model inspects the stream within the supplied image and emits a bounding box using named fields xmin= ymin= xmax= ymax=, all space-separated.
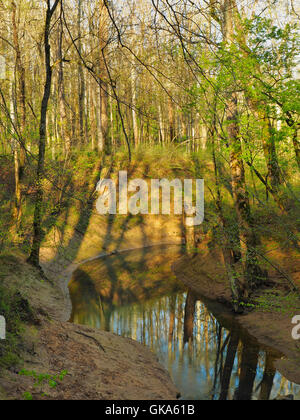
xmin=68 ymin=245 xmax=300 ymax=400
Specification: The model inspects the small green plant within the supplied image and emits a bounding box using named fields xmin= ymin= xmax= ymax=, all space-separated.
xmin=19 ymin=369 xmax=68 ymax=400
xmin=237 ymin=301 xmax=256 ymax=309
xmin=254 ymin=290 xmax=300 ymax=315
xmin=22 ymin=392 xmax=33 ymax=401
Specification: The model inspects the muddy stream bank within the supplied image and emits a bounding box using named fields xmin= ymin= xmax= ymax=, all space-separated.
xmin=68 ymin=245 xmax=300 ymax=400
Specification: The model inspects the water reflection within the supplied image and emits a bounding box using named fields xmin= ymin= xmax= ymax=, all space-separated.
xmin=69 ymin=248 xmax=300 ymax=400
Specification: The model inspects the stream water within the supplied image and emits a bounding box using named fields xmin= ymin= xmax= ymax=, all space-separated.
xmin=69 ymin=245 xmax=300 ymax=400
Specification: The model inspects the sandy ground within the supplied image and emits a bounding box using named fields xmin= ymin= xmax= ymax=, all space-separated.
xmin=1 ymin=319 xmax=179 ymax=400
xmin=0 ymin=254 xmax=179 ymax=400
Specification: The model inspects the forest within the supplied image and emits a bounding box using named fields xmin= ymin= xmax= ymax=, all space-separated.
xmin=0 ymin=0 xmax=299 ymax=402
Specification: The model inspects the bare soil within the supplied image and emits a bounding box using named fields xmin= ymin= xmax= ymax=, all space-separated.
xmin=0 ymin=254 xmax=179 ymax=400
xmin=1 ymin=319 xmax=178 ymax=400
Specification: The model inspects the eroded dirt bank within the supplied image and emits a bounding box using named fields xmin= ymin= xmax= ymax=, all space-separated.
xmin=40 ymin=208 xmax=184 ymax=322
xmin=2 ymin=321 xmax=179 ymax=400
xmin=173 ymin=242 xmax=300 ymax=385
xmin=0 ymin=204 xmax=184 ymax=401
xmin=0 ymin=254 xmax=179 ymax=400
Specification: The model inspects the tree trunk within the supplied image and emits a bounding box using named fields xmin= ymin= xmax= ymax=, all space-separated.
xmin=292 ymin=125 xmax=300 ymax=170
xmin=211 ymin=116 xmax=245 ymax=309
xmin=262 ymin=116 xmax=281 ymax=189
xmin=200 ymin=124 xmax=207 ymax=150
xmin=13 ymin=144 xmax=21 ymax=226
xmin=58 ymin=3 xmax=71 ymax=154
xmin=131 ymin=65 xmax=139 ymax=147
xmin=12 ymin=0 xmax=26 ymax=226
xmin=158 ymin=104 xmax=165 ymax=145
xmin=259 ymin=354 xmax=276 ymax=400
xmin=224 ymin=0 xmax=266 ymax=293
xmin=77 ymin=0 xmax=85 ymax=145
xmin=98 ymin=1 xmax=111 ymax=156
xmin=28 ymin=0 xmax=60 ymax=268
xmin=235 ymin=344 xmax=259 ymax=400
xmin=183 ymin=290 xmax=197 ymax=344
xmin=168 ymin=296 xmax=176 ymax=343
xmin=219 ymin=331 xmax=239 ymax=400
xmin=168 ymin=96 xmax=175 ymax=143
xmin=109 ymin=86 xmax=115 ymax=148
xmin=90 ymin=79 xmax=97 ymax=151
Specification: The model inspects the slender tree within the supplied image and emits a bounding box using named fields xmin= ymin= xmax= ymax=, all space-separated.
xmin=27 ymin=0 xmax=61 ymax=268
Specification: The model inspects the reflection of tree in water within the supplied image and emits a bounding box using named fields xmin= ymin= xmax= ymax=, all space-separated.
xmin=192 ymin=298 xmax=299 ymax=401
xmin=69 ymin=245 xmax=184 ymax=331
xmin=69 ymin=269 xmax=105 ymax=329
xmin=69 ymin=250 xmax=300 ymax=400
xmin=111 ymin=293 xmax=300 ymax=400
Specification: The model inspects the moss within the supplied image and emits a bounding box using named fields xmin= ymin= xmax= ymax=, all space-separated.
xmin=0 ymin=282 xmax=35 ymax=370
